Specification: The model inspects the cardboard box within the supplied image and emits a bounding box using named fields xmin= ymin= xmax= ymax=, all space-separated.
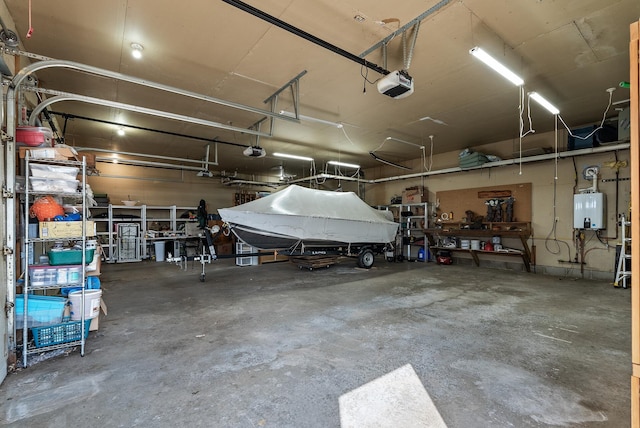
xmin=89 ymin=298 xmax=108 ymax=331
xmin=39 ymin=221 xmax=96 ymax=238
xmin=82 ymin=153 xmax=96 ymax=168
xmin=216 ymin=242 xmax=233 ymax=255
xmin=402 ymin=187 xmax=428 ymax=204
xmin=19 ymin=146 xmax=77 ymax=160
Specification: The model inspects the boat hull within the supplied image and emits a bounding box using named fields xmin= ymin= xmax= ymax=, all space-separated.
xmin=218 ymin=185 xmax=399 ymax=250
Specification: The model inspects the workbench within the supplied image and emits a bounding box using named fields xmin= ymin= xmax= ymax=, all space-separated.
xmin=426 ymin=222 xmax=533 ymax=272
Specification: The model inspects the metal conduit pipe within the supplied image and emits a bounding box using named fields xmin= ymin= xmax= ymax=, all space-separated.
xmin=372 ymin=142 xmax=631 ymax=183
xmin=287 ymin=142 xmax=631 ymax=185
xmin=95 ymin=156 xmax=207 ymax=172
xmin=76 ymin=147 xmax=216 ymax=166
xmin=10 ymin=59 xmax=299 ymax=125
xmin=27 ymin=93 xmax=272 ymax=138
xmin=85 ymin=140 xmax=631 ymax=185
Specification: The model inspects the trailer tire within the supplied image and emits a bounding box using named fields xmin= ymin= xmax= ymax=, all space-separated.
xmin=358 ymin=249 xmax=375 ymax=269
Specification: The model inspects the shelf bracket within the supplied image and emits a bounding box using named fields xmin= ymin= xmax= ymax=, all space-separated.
xmin=2 ymin=185 xmax=13 ymax=199
xmin=1 ymin=129 xmax=12 ymax=142
xmin=4 ymin=299 xmax=14 ymax=318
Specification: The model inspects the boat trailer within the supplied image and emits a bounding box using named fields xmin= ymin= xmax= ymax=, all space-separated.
xmin=167 ymin=225 xmax=392 ymax=282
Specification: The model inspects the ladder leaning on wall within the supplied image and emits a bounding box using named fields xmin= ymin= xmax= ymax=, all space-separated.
xmin=614 ymin=213 xmax=631 ymax=288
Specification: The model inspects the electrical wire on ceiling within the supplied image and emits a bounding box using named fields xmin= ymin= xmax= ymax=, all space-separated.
xmin=557 ymin=87 xmax=615 ymax=142
xmin=370 ymin=136 xmax=424 ymax=171
xmin=340 ymin=125 xmax=361 ymax=150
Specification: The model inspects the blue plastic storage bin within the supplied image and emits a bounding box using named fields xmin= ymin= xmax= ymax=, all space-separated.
xmin=15 ymin=295 xmax=66 ymax=328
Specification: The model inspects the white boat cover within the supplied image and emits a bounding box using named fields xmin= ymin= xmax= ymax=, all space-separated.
xmin=218 ymin=185 xmax=398 ymax=244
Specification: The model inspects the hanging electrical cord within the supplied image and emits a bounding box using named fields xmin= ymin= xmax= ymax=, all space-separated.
xmin=519 ymin=87 xmax=535 ymax=139
xmin=423 ymin=135 xmax=434 ymax=172
xmin=517 ymin=86 xmax=536 ymax=175
xmin=360 ymin=65 xmax=380 ymax=93
xmin=544 ymin=113 xmax=572 ymax=259
xmin=558 ymin=88 xmax=615 ymax=142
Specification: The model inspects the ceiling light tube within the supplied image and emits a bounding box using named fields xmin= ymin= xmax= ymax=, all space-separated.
xmin=469 ymin=46 xmax=524 ymax=86
xmin=279 ymin=110 xmax=343 ymax=128
xmin=328 ymin=160 xmax=360 ymax=169
xmin=273 ymin=152 xmax=314 ymax=162
xmin=528 ymin=91 xmax=560 ymax=115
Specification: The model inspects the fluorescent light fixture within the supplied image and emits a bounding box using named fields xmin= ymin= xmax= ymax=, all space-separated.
xmin=328 ymin=160 xmax=360 ymax=169
xmin=273 ymin=152 xmax=314 ymax=162
xmin=131 ymin=42 xmax=144 ymax=59
xmin=279 ymin=110 xmax=343 ymax=128
xmin=469 ymin=46 xmax=524 ymax=86
xmin=528 ymin=91 xmax=560 ymax=115
xmin=117 ymin=127 xmax=125 ymax=136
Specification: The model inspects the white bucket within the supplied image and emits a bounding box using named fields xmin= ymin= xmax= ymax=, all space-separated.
xmin=68 ymin=289 xmax=102 ymax=320
xmin=154 ymin=241 xmax=166 ymax=262
xmin=470 ymin=240 xmax=481 ymax=250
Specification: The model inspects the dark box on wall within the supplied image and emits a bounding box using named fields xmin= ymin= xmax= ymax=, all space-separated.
xmin=568 ymin=125 xmax=597 ymax=150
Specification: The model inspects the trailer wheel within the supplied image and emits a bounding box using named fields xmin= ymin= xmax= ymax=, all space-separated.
xmin=358 ymin=249 xmax=375 ymax=269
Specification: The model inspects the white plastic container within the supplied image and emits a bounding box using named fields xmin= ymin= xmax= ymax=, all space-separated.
xmin=30 ymin=164 xmax=79 ymax=180
xmin=154 ymin=241 xmax=166 ymax=262
xmin=30 ymin=268 xmax=46 ymax=286
xmin=470 ymin=240 xmax=481 ymax=250
xmin=460 ymin=239 xmax=470 ymax=249
xmin=68 ymin=289 xmax=102 ymax=320
xmin=30 ymin=177 xmax=79 ymax=193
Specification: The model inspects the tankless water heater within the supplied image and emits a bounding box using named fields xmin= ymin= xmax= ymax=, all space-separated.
xmin=573 ymin=193 xmax=606 ymax=229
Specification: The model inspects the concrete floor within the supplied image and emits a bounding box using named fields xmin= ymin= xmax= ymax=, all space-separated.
xmin=0 ymin=257 xmax=631 ymax=427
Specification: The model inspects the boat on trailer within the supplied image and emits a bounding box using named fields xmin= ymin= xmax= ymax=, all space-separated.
xmin=218 ymin=185 xmax=399 ymax=268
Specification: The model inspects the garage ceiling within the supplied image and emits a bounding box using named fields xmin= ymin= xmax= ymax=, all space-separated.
xmin=3 ymin=0 xmax=638 ymax=178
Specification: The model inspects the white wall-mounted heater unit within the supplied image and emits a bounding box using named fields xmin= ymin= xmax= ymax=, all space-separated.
xmin=573 ymin=193 xmax=606 ymax=230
